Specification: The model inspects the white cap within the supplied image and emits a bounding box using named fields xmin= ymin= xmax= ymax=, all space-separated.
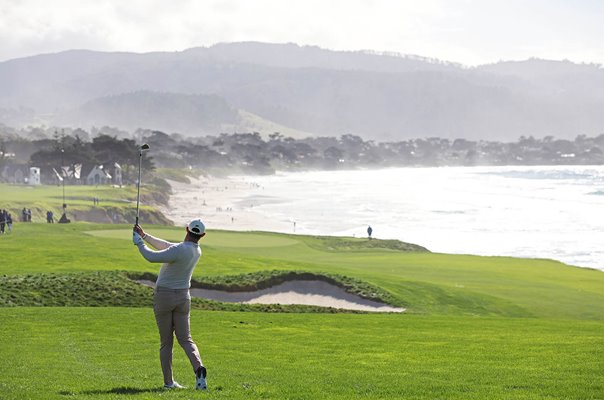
xmin=187 ymin=218 xmax=206 ymax=235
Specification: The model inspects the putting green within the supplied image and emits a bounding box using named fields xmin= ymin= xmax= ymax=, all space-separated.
xmin=86 ymin=229 xmax=300 ymax=248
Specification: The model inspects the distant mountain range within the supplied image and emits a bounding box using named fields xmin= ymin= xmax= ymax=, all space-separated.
xmin=1 ymin=42 xmax=603 ymax=141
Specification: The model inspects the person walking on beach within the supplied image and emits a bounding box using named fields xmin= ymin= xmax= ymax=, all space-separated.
xmin=132 ymin=219 xmax=208 ymax=391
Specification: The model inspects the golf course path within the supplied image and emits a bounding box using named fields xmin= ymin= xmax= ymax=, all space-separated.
xmin=137 ymin=279 xmax=404 ymax=313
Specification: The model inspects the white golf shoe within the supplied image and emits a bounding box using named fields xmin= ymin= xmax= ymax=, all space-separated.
xmin=196 ymin=366 xmax=207 ymax=390
xmin=164 ymin=381 xmax=186 ymax=389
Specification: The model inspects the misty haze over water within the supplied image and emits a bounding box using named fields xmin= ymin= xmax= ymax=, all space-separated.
xmin=226 ymin=166 xmax=604 ymax=271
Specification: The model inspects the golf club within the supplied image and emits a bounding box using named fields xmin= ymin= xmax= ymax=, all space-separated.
xmin=135 ymin=143 xmax=150 ymax=225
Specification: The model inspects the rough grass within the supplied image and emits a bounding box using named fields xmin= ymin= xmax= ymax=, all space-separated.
xmin=131 ymin=269 xmax=401 ymax=305
xmin=0 ymin=271 xmax=152 ymax=307
xmin=308 ymin=235 xmax=429 ymax=252
xmin=0 ymin=271 xmax=383 ymax=313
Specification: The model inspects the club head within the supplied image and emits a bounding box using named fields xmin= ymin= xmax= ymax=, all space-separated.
xmin=140 ymin=143 xmax=150 ymax=151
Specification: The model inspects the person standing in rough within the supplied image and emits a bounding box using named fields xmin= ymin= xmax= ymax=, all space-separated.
xmin=132 ymin=219 xmax=208 ymax=391
xmin=0 ymin=209 xmax=6 ymax=234
xmin=6 ymin=213 xmax=12 ymax=233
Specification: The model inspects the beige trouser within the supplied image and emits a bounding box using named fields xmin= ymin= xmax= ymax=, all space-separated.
xmin=153 ymin=287 xmax=203 ymax=385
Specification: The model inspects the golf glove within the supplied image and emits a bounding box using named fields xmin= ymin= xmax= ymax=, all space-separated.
xmin=133 ymin=231 xmax=144 ymax=246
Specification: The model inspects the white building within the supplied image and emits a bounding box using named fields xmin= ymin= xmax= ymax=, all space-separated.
xmin=113 ymin=163 xmax=123 ymax=187
xmin=29 ymin=167 xmax=41 ymax=185
xmin=86 ymin=165 xmax=112 ymax=185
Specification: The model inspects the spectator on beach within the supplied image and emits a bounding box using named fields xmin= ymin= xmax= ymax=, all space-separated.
xmin=6 ymin=213 xmax=12 ymax=233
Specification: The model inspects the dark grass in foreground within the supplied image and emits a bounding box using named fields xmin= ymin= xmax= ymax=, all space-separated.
xmin=0 ymin=308 xmax=602 ymax=400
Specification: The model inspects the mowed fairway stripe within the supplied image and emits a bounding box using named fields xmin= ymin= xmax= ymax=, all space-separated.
xmin=0 ymin=308 xmax=602 ymax=400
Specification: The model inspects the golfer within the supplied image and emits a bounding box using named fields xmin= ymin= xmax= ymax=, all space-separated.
xmin=133 ymin=219 xmax=208 ymax=390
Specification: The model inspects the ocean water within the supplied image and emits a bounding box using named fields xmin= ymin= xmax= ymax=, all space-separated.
xmin=236 ymin=166 xmax=604 ymax=271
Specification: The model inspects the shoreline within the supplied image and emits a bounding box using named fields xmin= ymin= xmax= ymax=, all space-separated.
xmin=159 ymin=170 xmax=604 ymax=272
xmin=160 ymin=174 xmax=296 ymax=234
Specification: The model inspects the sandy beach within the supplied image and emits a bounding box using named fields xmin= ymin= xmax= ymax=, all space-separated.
xmin=160 ymin=174 xmax=295 ymax=233
xmin=154 ymin=175 xmax=407 ymax=312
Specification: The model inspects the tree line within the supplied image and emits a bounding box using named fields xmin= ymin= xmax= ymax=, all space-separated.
xmin=0 ymin=128 xmax=154 ymax=184
xmin=2 ymin=125 xmax=604 ymax=181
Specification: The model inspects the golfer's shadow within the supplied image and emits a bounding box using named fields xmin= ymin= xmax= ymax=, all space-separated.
xmin=60 ymin=386 xmax=164 ymax=396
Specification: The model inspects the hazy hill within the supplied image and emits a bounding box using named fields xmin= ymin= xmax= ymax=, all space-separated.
xmin=1 ymin=42 xmax=604 ymax=140
xmin=186 ymin=42 xmax=461 ymax=72
xmin=56 ymin=91 xmax=238 ymax=134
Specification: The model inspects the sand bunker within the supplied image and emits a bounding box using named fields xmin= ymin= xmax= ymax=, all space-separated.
xmin=137 ymin=280 xmax=404 ymax=313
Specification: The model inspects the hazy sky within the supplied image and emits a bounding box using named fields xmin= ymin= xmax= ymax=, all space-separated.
xmin=1 ymin=0 xmax=603 ymax=65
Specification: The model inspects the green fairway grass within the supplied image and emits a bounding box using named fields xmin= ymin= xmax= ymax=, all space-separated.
xmin=0 ymin=183 xmax=169 ymax=224
xmin=1 ymin=182 xmax=137 ymax=211
xmin=1 ymin=222 xmax=603 ymax=399
xmin=2 ymin=223 xmax=604 ymax=318
xmin=0 ymin=308 xmax=602 ymax=400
